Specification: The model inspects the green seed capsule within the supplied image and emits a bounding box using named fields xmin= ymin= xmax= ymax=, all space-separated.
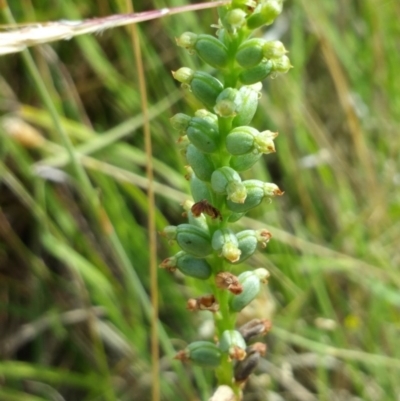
xmin=246 ymin=0 xmax=283 ymax=30
xmin=227 ymin=127 xmax=277 ymax=156
xmin=186 ymin=144 xmax=215 ymax=182
xmin=176 ymin=33 xmax=229 ymax=69
xmin=195 ymin=34 xmax=229 ymax=69
xmin=234 ymin=230 xmax=258 ymax=263
xmin=191 ymin=71 xmax=224 ymax=110
xmin=175 ymin=251 xmax=212 ymax=279
xmin=212 ymin=229 xmax=241 ymax=263
xmin=230 ymin=152 xmax=262 ymax=172
xmin=176 ymin=223 xmax=212 ymax=257
xmin=214 ymin=88 xmax=243 ymax=118
xmin=232 ymin=83 xmax=262 ymax=127
xmin=230 ymin=271 xmax=261 ymax=312
xmin=236 ymin=38 xmax=266 ymax=68
xmin=186 ymin=341 xmax=223 ymax=368
xmin=172 ymin=68 xmax=224 ymax=110
xmin=186 ymin=117 xmax=219 ymax=153
xmin=239 ymin=59 xmax=273 ymax=85
xmin=226 ymin=126 xmax=260 ymax=155
xmin=189 ymin=173 xmax=213 ymax=203
xmin=219 ymin=330 xmax=247 ymax=354
xmin=226 ymin=180 xmax=283 ymax=213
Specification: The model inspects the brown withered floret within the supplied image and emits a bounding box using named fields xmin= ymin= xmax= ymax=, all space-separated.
xmin=187 ymin=294 xmax=219 ymax=312
xmin=191 ymin=199 xmax=222 ymax=221
xmin=215 ymin=272 xmax=243 ymax=294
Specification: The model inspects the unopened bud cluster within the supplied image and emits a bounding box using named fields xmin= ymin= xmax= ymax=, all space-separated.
xmin=162 ymin=0 xmax=290 ymax=398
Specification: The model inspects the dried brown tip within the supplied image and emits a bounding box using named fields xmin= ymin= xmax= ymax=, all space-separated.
xmin=215 ymin=272 xmax=243 ymax=294
xmin=229 ymin=346 xmax=247 ymax=361
xmin=174 ymin=349 xmax=189 ymax=362
xmin=187 ymin=294 xmax=219 ymax=312
xmin=257 ymin=229 xmax=272 ymax=248
xmin=247 ymin=342 xmax=267 ymax=356
xmin=159 ymin=257 xmax=176 ymax=272
xmin=187 ymin=298 xmax=198 ymax=311
xmin=3 ymin=117 xmax=45 ymax=148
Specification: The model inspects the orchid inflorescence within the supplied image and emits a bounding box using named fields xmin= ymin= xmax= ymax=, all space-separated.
xmin=160 ymin=0 xmax=291 ymax=399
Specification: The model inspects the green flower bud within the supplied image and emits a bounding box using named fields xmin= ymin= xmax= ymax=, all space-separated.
xmin=234 ymin=230 xmax=258 ymax=263
xmin=175 ymin=341 xmax=222 ymax=368
xmin=170 ymin=113 xmax=191 ymax=133
xmin=219 ymin=330 xmax=247 ymax=360
xmin=263 ymin=40 xmax=288 ymax=60
xmin=226 ymin=180 xmax=284 ymax=213
xmin=176 ymin=223 xmax=212 ymax=257
xmin=176 ymin=33 xmax=229 ymax=69
xmin=239 ymin=59 xmax=273 ymax=85
xmin=211 ymin=166 xmax=247 ymax=203
xmin=172 ymin=68 xmax=224 ymax=110
xmin=246 ymin=0 xmax=283 ymax=30
xmin=253 ymin=267 xmax=270 ymax=283
xmin=189 ymin=172 xmax=213 ymax=203
xmin=225 ymin=8 xmax=247 ymax=31
xmin=226 ymin=127 xmax=277 ymax=155
xmin=195 ymin=109 xmax=219 ymax=125
xmin=235 ymin=38 xmax=266 ymax=68
xmin=232 ymin=83 xmax=262 ymax=127
xmin=160 ymin=251 xmax=212 ymax=279
xmin=175 ymin=31 xmax=197 ymax=51
xmin=172 ymin=67 xmax=194 ymax=84
xmin=271 ymin=55 xmax=292 ymax=75
xmin=214 ymin=88 xmax=243 ymax=118
xmin=186 ymin=144 xmax=215 ymax=182
xmin=229 ymin=270 xmax=261 ymax=312
xmin=229 ymin=152 xmax=262 ymax=172
xmin=212 ymin=229 xmax=241 ymax=263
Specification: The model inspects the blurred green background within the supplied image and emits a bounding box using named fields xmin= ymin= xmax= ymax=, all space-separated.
xmin=1 ymin=0 xmax=399 ymax=400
